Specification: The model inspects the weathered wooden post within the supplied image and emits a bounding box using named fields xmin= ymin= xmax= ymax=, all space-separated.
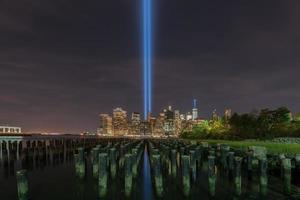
xmin=119 ymin=145 xmax=125 ymax=169
xmin=247 ymin=150 xmax=253 ymax=179
xmin=131 ymin=148 xmax=138 ymax=178
xmin=63 ymin=140 xmax=67 ymax=163
xmin=92 ymin=147 xmax=99 ymax=178
xmin=98 ymin=153 xmax=108 ymax=198
xmin=125 ymin=154 xmax=133 ymax=197
xmin=228 ymin=151 xmax=235 ymax=172
xmin=164 ymin=147 xmax=171 ymax=176
xmin=7 ymin=141 xmax=10 ymax=163
xmin=190 ymin=150 xmax=196 ymax=182
xmin=259 ymin=157 xmax=268 ymax=196
xmin=195 ymin=146 xmax=202 ymax=170
xmin=152 ymin=154 xmax=163 ymax=198
xmin=279 ymin=153 xmax=286 ymax=179
xmin=75 ymin=147 xmax=85 ymax=179
xmin=16 ymin=141 xmax=20 ymax=161
xmin=16 ymin=170 xmax=29 ymax=200
xmin=282 ymin=158 xmax=291 ymax=194
xmin=234 ymin=157 xmax=242 ymax=196
xmin=171 ymin=149 xmax=177 ymax=178
xmin=74 ymin=154 xmax=81 ymax=179
xmin=208 ymin=156 xmax=216 ymax=197
xmin=182 ymin=155 xmax=191 ymax=197
xmin=220 ymin=145 xmax=229 ymax=170
xmin=179 ymin=147 xmax=185 ymax=167
xmin=109 ymin=148 xmax=117 ymax=179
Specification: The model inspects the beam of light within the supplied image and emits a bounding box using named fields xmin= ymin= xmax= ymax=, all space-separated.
xmin=143 ymin=0 xmax=152 ymax=120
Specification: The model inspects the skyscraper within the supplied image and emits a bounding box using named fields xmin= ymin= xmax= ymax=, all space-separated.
xmin=174 ymin=110 xmax=182 ymax=135
xmin=163 ymin=106 xmax=175 ymax=136
xmin=98 ymin=114 xmax=113 ymax=135
xmin=192 ymin=99 xmax=198 ymax=121
xmin=130 ymin=112 xmax=141 ymax=135
xmin=153 ymin=112 xmax=165 ymax=136
xmin=113 ymin=107 xmax=128 ymax=136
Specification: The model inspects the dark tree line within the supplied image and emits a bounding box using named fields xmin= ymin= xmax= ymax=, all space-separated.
xmin=182 ymin=107 xmax=300 ymax=140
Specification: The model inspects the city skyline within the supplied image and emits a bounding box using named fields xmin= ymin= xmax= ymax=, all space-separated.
xmin=1 ymin=1 xmax=300 ymax=132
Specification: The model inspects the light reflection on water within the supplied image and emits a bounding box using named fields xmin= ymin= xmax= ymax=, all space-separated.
xmin=143 ymin=145 xmax=153 ymax=200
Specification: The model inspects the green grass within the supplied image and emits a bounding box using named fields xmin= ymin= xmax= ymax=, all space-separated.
xmin=195 ymin=139 xmax=300 ymax=155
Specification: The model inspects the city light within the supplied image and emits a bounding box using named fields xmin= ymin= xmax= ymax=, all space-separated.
xmin=143 ymin=0 xmax=152 ymax=120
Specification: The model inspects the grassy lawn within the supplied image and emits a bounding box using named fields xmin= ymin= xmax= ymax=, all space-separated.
xmin=197 ymin=139 xmax=300 ymax=155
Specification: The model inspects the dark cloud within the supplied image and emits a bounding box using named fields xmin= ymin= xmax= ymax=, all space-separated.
xmin=0 ymin=0 xmax=300 ymax=132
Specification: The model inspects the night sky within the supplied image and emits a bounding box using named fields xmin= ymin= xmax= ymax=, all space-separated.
xmin=1 ymin=0 xmax=300 ymax=133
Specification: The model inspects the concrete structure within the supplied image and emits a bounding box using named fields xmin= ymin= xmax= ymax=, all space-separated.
xmin=0 ymin=125 xmax=21 ymax=134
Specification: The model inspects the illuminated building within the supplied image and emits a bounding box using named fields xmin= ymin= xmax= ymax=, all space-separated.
xmin=98 ymin=114 xmax=113 ymax=135
xmin=174 ymin=110 xmax=182 ymax=135
xmin=192 ymin=99 xmax=198 ymax=121
xmin=140 ymin=121 xmax=151 ymax=136
xmin=186 ymin=112 xmax=193 ymax=121
xmin=113 ymin=107 xmax=128 ymax=136
xmin=0 ymin=125 xmax=21 ymax=134
xmin=181 ymin=120 xmax=194 ymax=133
xmin=130 ymin=112 xmax=141 ymax=135
xmin=163 ymin=106 xmax=175 ymax=136
xmin=153 ymin=112 xmax=165 ymax=136
xmin=180 ymin=114 xmax=186 ymax=120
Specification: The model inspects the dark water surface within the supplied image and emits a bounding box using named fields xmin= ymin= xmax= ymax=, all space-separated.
xmin=0 ymin=144 xmax=300 ymax=200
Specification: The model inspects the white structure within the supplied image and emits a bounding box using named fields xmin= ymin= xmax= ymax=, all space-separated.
xmin=192 ymin=108 xmax=198 ymax=121
xmin=186 ymin=112 xmax=193 ymax=121
xmin=0 ymin=126 xmax=21 ymax=134
xmin=192 ymin=99 xmax=198 ymax=121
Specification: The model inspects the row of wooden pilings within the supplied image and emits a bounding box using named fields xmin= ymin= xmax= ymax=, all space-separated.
xmin=13 ymin=138 xmax=300 ymax=199
xmin=13 ymin=138 xmax=143 ymax=200
xmin=147 ymin=140 xmax=300 ymax=198
xmin=74 ymin=139 xmax=144 ymax=198
xmin=0 ymin=138 xmax=101 ymax=167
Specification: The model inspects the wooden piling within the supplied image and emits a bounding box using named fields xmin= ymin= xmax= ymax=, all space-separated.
xmin=208 ymin=156 xmax=216 ymax=197
xmin=152 ymin=154 xmax=163 ymax=198
xmin=234 ymin=157 xmax=242 ymax=196
xmin=109 ymin=148 xmax=117 ymax=179
xmin=182 ymin=155 xmax=191 ymax=197
xmin=98 ymin=153 xmax=108 ymax=198
xmin=16 ymin=170 xmax=29 ymax=200
xmin=125 ymin=154 xmax=133 ymax=197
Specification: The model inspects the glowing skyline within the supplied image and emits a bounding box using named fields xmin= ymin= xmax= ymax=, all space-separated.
xmin=143 ymin=0 xmax=152 ymax=120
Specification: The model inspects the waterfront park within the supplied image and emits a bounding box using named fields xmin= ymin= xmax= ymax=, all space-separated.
xmin=0 ymin=134 xmax=299 ymax=199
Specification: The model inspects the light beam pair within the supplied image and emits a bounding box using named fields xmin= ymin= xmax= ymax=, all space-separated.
xmin=143 ymin=0 xmax=152 ymax=120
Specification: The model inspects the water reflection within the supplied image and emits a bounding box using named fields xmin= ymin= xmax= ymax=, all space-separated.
xmin=143 ymin=145 xmax=153 ymax=200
